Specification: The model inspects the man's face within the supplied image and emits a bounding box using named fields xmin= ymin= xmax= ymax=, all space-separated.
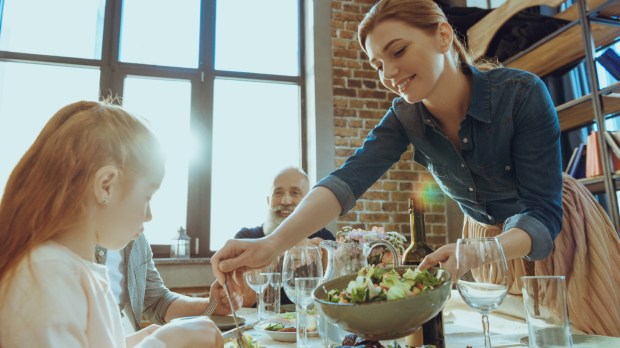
xmin=267 ymin=170 xmax=309 ymax=221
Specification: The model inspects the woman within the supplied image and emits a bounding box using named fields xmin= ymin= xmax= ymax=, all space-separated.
xmin=0 ymin=101 xmax=223 ymax=347
xmin=212 ymin=0 xmax=620 ymax=336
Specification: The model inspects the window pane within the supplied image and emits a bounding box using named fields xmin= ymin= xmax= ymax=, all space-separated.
xmin=0 ymin=62 xmax=100 ymax=195
xmin=122 ymin=76 xmax=192 ymax=245
xmin=119 ymin=0 xmax=200 ymax=68
xmin=211 ymin=79 xmax=301 ymax=250
xmin=215 ymin=0 xmax=299 ymax=75
xmin=0 ymin=0 xmax=105 ymax=59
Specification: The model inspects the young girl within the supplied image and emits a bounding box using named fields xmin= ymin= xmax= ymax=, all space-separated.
xmin=0 ymin=101 xmax=223 ymax=347
xmin=211 ymin=0 xmax=620 ymax=337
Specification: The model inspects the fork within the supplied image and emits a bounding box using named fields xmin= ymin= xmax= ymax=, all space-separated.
xmin=201 ymin=297 xmax=218 ymax=317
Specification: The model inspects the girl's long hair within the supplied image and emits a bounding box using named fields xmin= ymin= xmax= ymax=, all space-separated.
xmin=0 ymin=100 xmax=163 ymax=289
xmin=357 ymin=0 xmax=501 ymax=71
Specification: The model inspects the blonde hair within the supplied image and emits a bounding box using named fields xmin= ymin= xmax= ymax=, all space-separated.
xmin=0 ymin=100 xmax=163 ymax=288
xmin=358 ymin=0 xmax=501 ymax=71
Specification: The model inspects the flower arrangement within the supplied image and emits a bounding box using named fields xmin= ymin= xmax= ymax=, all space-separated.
xmin=336 ymin=226 xmax=407 ymax=267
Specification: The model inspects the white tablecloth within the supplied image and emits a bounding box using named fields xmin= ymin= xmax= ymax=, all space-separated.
xmin=232 ymin=290 xmax=620 ymax=347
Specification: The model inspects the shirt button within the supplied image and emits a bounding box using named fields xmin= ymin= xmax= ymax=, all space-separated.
xmin=505 ymin=165 xmax=511 ymax=171
xmin=425 ymin=119 xmax=431 ymax=123
xmin=488 ymin=215 xmax=493 ymax=220
xmin=461 ymin=163 xmax=465 ymax=168
xmin=468 ymin=187 xmax=474 ymax=192
xmin=462 ymin=137 xmax=469 ymax=143
xmin=98 ymin=250 xmax=105 ymax=256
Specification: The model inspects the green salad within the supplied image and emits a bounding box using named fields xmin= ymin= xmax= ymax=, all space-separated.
xmin=326 ymin=265 xmax=444 ymax=304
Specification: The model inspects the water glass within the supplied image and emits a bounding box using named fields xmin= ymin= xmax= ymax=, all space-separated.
xmin=245 ymin=268 xmax=270 ymax=319
xmin=522 ymin=276 xmax=573 ymax=347
xmin=261 ymin=271 xmax=282 ymax=318
xmin=295 ymin=277 xmax=321 ymax=347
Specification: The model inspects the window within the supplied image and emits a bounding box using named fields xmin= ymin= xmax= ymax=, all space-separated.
xmin=0 ymin=0 xmax=306 ymax=256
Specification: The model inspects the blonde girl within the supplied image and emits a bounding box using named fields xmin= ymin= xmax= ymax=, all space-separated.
xmin=0 ymin=101 xmax=223 ymax=347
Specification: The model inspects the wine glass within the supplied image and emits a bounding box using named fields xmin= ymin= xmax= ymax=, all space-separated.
xmin=281 ymin=246 xmax=324 ymax=304
xmin=282 ymin=246 xmax=323 ymax=347
xmin=245 ymin=264 xmax=272 ymax=320
xmin=455 ymin=237 xmax=509 ymax=348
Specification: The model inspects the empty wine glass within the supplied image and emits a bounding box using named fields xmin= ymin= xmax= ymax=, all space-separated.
xmin=455 ymin=237 xmax=509 ymax=348
xmin=281 ymin=245 xmax=324 ymax=304
xmin=245 ymin=264 xmax=272 ymax=320
xmin=282 ymin=246 xmax=323 ymax=347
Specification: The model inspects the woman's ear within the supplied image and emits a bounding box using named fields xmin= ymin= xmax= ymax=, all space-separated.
xmin=93 ymin=165 xmax=120 ymax=205
xmin=437 ymin=22 xmax=454 ymax=54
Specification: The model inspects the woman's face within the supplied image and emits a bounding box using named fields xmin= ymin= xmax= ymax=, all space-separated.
xmin=365 ymin=19 xmax=450 ymax=104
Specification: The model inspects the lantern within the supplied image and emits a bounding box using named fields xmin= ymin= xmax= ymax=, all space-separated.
xmin=171 ymin=227 xmax=191 ymax=258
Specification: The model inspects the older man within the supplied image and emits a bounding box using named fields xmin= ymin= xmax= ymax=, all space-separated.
xmin=235 ymin=167 xmax=335 ymax=305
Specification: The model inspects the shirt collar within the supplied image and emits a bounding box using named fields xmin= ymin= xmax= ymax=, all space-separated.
xmin=464 ymin=65 xmax=493 ymax=124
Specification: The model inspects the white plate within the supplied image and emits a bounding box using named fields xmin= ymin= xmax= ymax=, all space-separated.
xmin=170 ymin=315 xmax=246 ymax=331
xmin=255 ymin=327 xmax=297 ymax=342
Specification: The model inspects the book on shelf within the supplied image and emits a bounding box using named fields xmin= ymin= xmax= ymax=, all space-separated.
xmin=596 ymin=48 xmax=620 ymax=81
xmin=584 ymin=130 xmax=620 ymax=179
xmin=568 ymin=142 xmax=586 ymax=179
xmin=565 ymin=145 xmax=580 ymax=173
xmin=586 ymin=131 xmax=602 ymax=178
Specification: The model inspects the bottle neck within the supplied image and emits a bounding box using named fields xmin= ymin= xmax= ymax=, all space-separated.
xmin=409 ymin=209 xmax=427 ymax=245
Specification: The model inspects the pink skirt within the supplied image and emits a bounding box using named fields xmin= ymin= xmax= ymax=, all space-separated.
xmin=463 ymin=173 xmax=620 ymax=336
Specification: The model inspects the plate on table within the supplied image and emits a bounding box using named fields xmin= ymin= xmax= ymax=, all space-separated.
xmin=211 ymin=315 xmax=246 ymax=331
xmin=255 ymin=311 xmax=319 ymax=342
xmin=171 ymin=315 xmax=246 ymax=331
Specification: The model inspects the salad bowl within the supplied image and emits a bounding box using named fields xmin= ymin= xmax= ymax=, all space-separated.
xmin=313 ymin=266 xmax=451 ymax=341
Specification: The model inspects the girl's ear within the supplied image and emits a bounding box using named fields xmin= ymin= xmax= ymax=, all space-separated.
xmin=437 ymin=22 xmax=454 ymax=54
xmin=93 ymin=165 xmax=120 ymax=205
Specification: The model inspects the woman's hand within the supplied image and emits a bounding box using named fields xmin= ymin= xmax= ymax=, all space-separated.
xmin=418 ymin=243 xmax=457 ymax=280
xmin=152 ymin=317 xmax=223 ymax=348
xmin=211 ymin=238 xmax=279 ymax=285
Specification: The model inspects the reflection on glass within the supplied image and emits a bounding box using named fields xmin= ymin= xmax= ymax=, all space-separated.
xmin=211 ymin=79 xmax=301 ymax=249
xmin=0 ymin=62 xmax=100 ymax=195
xmin=0 ymin=0 xmax=105 ymax=59
xmin=122 ymin=76 xmax=192 ymax=244
xmin=120 ymin=0 xmax=200 ymax=68
xmin=215 ymin=0 xmax=299 ymax=75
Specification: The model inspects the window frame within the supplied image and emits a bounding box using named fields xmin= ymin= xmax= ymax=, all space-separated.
xmin=0 ymin=0 xmax=309 ymax=257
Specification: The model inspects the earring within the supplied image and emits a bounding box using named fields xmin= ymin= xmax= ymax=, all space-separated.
xmin=101 ymin=198 xmax=108 ymax=204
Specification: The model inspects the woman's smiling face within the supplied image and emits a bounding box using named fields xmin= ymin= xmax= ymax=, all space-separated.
xmin=364 ymin=19 xmax=450 ymax=104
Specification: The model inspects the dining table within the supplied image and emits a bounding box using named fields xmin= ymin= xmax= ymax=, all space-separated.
xmin=225 ymin=289 xmax=620 ymax=347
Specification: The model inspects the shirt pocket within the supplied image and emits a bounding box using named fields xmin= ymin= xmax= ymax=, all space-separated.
xmin=475 ymin=161 xmax=515 ymax=192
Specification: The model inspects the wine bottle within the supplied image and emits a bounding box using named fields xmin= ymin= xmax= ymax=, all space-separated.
xmin=401 ymin=197 xmax=445 ymax=348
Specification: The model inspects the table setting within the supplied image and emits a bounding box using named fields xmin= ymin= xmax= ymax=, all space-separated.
xmin=215 ymin=235 xmax=620 ymax=348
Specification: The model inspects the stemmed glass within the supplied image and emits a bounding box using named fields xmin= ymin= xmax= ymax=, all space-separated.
xmin=245 ymin=264 xmax=273 ymax=320
xmin=455 ymin=237 xmax=509 ymax=348
xmin=282 ymin=246 xmax=323 ymax=347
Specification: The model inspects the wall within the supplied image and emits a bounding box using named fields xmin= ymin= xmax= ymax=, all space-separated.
xmin=330 ymin=0 xmax=454 ymax=249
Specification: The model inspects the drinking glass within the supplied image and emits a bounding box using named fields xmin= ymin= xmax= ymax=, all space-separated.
xmin=245 ymin=265 xmax=271 ymax=320
xmin=282 ymin=246 xmax=323 ymax=347
xmin=281 ymin=246 xmax=324 ymax=304
xmin=295 ymin=277 xmax=322 ymax=347
xmin=261 ymin=256 xmax=283 ymax=318
xmin=455 ymin=237 xmax=509 ymax=348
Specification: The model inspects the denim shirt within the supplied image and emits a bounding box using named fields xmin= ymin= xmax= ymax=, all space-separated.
xmin=317 ymin=66 xmax=562 ymax=260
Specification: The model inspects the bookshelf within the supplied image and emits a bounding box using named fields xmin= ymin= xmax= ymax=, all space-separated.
xmin=467 ymin=0 xmax=620 ymax=231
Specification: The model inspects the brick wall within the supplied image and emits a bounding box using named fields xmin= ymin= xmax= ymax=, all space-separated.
xmin=330 ymin=0 xmax=449 ymax=249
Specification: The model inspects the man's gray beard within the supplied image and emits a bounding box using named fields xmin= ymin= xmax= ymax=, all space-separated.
xmin=263 ymin=210 xmax=286 ymax=235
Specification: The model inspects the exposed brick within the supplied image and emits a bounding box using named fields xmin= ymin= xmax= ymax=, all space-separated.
xmin=330 ymin=0 xmax=448 ymax=246
xmin=347 ymin=79 xmax=361 ymax=88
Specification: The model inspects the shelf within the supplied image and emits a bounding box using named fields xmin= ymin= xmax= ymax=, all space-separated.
xmin=504 ymin=21 xmax=620 ymax=77
xmin=578 ymin=174 xmax=620 ymax=193
xmin=557 ymin=93 xmax=620 ymax=131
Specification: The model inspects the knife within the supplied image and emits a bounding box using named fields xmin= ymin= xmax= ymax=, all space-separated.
xmin=222 ymin=278 xmax=245 ymax=347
